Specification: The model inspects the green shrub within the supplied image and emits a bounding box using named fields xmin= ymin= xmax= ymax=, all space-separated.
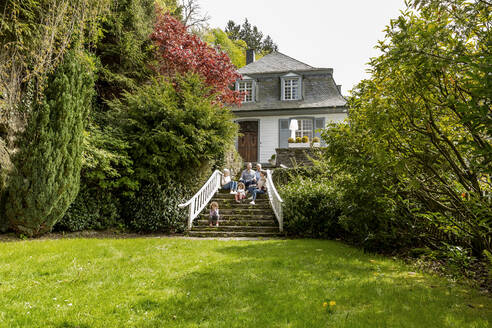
xmin=273 ymin=166 xmax=328 ymax=187
xmin=280 ymin=177 xmax=342 ymax=238
xmin=301 ymin=135 xmax=309 ymax=143
xmin=312 ymin=137 xmax=320 ymax=143
xmin=113 ymin=74 xmax=238 ymax=187
xmin=5 ymin=51 xmax=95 ymax=236
xmin=125 ymin=184 xmax=188 ymax=233
xmin=295 ymin=137 xmax=302 ymax=143
xmin=288 ymin=137 xmax=294 ymax=143
xmin=54 ymin=186 xmax=121 ymax=232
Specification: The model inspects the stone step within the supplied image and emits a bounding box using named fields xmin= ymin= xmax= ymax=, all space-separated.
xmin=195 ymin=219 xmax=276 ymax=226
xmin=211 ymin=199 xmax=270 ymax=208
xmin=211 ymin=203 xmax=271 ymax=210
xmin=211 ymin=199 xmax=269 ymax=204
xmin=214 ymin=192 xmax=267 ymax=197
xmin=212 ymin=204 xmax=272 ymax=214
xmin=191 ymin=226 xmax=279 ymax=232
xmin=202 ymin=208 xmax=274 ymax=215
xmin=199 ymin=213 xmax=275 ymax=220
xmin=186 ymin=231 xmax=283 ymax=238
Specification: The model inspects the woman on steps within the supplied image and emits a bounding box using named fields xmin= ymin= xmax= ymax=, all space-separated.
xmin=249 ymin=171 xmax=267 ymax=205
xmin=221 ymin=169 xmax=237 ymax=194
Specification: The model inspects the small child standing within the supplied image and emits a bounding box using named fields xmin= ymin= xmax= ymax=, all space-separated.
xmin=209 ymin=201 xmax=220 ymax=227
xmin=235 ymin=182 xmax=246 ymax=203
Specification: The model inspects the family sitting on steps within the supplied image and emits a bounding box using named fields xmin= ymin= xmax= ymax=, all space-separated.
xmin=221 ymin=162 xmax=268 ymax=205
xmin=209 ymin=163 xmax=268 ymax=227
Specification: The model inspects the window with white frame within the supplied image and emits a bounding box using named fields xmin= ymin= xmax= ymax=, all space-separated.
xmin=282 ymin=77 xmax=301 ymax=100
xmin=295 ymin=119 xmax=313 ymax=139
xmin=237 ymin=80 xmax=254 ymax=103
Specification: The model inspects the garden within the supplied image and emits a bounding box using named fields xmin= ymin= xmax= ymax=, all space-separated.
xmin=0 ymin=0 xmax=490 ymax=326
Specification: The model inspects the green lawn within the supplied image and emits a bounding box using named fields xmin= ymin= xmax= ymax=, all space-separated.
xmin=0 ymin=238 xmax=490 ymax=327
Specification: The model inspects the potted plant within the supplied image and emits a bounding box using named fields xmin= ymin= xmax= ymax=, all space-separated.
xmin=312 ymin=137 xmax=321 ymax=147
xmin=288 ymin=137 xmax=295 ymax=144
xmin=268 ymin=154 xmax=276 ymax=166
xmin=289 ymin=136 xmax=310 ymax=148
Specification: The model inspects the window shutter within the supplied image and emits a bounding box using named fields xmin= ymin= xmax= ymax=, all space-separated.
xmin=301 ymin=77 xmax=305 ymax=100
xmin=278 ymin=119 xmax=290 ymax=148
xmin=314 ymin=117 xmax=326 ymax=145
xmin=280 ymin=78 xmax=284 ymax=100
xmin=255 ymin=81 xmax=259 ymax=102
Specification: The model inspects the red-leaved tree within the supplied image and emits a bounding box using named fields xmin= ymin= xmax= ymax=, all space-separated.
xmin=151 ymin=10 xmax=242 ymax=106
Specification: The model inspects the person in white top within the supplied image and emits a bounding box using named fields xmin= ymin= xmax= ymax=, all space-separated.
xmin=221 ymin=168 xmax=237 ymax=194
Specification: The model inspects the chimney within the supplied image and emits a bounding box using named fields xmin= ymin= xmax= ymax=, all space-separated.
xmin=246 ymin=49 xmax=255 ymax=65
xmin=336 ymin=85 xmax=342 ymax=94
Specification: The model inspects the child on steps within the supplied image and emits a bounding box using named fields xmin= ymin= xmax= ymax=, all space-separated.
xmin=209 ymin=202 xmax=220 ymax=227
xmin=235 ymin=182 xmax=246 ymax=203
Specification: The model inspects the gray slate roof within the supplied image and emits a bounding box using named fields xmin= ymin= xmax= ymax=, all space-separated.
xmin=234 ymin=52 xmax=347 ymax=112
xmin=238 ymin=52 xmax=315 ymax=75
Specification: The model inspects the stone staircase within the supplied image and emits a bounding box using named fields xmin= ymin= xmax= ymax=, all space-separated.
xmin=187 ymin=190 xmax=283 ymax=238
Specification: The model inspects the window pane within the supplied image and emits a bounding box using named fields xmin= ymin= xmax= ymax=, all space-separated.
xmin=284 ymin=78 xmax=299 ymax=100
xmin=294 ymin=119 xmax=313 ymax=140
xmin=239 ymin=81 xmax=253 ymax=102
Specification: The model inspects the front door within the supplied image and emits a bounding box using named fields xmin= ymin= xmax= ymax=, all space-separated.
xmin=238 ymin=121 xmax=258 ymax=163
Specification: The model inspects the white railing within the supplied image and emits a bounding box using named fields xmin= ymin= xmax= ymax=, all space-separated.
xmin=179 ymin=170 xmax=223 ymax=229
xmin=265 ymin=169 xmax=284 ymax=232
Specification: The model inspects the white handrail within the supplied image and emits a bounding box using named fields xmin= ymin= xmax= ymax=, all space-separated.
xmin=179 ymin=170 xmax=223 ymax=229
xmin=265 ymin=169 xmax=284 ymax=232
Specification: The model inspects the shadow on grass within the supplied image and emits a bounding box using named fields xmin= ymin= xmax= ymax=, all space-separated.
xmin=118 ymin=240 xmax=489 ymax=328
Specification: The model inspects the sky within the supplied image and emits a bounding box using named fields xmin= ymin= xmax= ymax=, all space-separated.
xmin=199 ymin=0 xmax=408 ymax=94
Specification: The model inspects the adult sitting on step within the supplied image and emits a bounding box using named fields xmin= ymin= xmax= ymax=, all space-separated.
xmin=254 ymin=163 xmax=262 ymax=181
xmin=239 ymin=162 xmax=256 ymax=189
xmin=221 ymin=168 xmax=237 ymax=194
xmin=247 ymin=163 xmax=262 ymax=197
xmin=249 ymin=171 xmax=267 ymax=205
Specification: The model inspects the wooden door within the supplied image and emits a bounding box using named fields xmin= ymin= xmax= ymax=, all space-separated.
xmin=238 ymin=121 xmax=258 ymax=163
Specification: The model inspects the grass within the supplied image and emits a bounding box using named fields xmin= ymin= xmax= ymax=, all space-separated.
xmin=0 ymin=237 xmax=490 ymax=327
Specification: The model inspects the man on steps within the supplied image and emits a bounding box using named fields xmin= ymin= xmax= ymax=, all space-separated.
xmin=239 ymin=162 xmax=256 ymax=190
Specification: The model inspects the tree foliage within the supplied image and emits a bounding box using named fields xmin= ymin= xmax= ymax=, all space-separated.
xmin=151 ymin=11 xmax=242 ymax=106
xmin=112 ymin=73 xmax=238 ymax=187
xmin=202 ymin=28 xmax=248 ymax=68
xmin=5 ymin=51 xmax=95 ymax=236
xmin=0 ymin=0 xmax=109 ymax=134
xmin=322 ymin=0 xmax=491 ymax=255
xmin=225 ymin=19 xmax=278 ymax=54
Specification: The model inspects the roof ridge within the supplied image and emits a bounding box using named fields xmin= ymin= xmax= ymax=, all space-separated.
xmin=271 ymin=51 xmax=314 ymax=68
xmin=238 ymin=51 xmax=316 ymax=74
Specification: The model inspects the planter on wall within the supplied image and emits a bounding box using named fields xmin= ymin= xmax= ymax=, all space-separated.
xmin=288 ymin=143 xmax=310 ymax=148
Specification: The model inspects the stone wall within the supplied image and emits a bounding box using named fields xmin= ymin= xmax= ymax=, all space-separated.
xmin=275 ymin=148 xmax=321 ymax=168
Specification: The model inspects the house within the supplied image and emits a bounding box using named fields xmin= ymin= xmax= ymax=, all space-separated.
xmin=232 ymin=51 xmax=348 ymax=164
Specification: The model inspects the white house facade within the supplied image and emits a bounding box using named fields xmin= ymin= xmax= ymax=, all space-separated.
xmin=232 ymin=51 xmax=348 ymax=164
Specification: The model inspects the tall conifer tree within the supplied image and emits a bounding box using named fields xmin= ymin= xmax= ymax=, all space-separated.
xmin=5 ymin=51 xmax=95 ymax=236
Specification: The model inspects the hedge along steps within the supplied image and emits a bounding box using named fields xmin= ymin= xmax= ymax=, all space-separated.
xmin=188 ymin=189 xmax=283 ymax=238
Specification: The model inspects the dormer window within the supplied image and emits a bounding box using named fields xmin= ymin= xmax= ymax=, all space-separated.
xmin=281 ymin=73 xmax=302 ymax=101
xmin=236 ymin=78 xmax=255 ymax=103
